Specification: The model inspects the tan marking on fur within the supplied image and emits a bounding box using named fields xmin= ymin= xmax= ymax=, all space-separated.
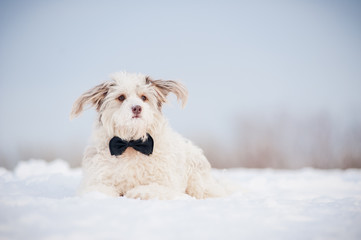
xmin=70 ymin=81 xmax=114 ymax=119
xmin=122 ymin=147 xmax=142 ymax=158
xmin=145 ymin=76 xmax=151 ymax=84
xmin=148 ymin=78 xmax=188 ymax=109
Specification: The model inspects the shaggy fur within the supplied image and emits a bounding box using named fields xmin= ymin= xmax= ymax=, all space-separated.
xmin=71 ymin=72 xmax=229 ymax=200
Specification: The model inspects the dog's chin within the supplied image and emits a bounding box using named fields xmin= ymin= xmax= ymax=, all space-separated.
xmin=130 ymin=114 xmax=144 ymax=123
xmin=112 ymin=116 xmax=148 ymax=141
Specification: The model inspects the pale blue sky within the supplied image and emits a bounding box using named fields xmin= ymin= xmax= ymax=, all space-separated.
xmin=1 ymin=0 xmax=360 ymax=166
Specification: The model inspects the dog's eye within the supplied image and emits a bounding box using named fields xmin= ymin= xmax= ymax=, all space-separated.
xmin=118 ymin=95 xmax=126 ymax=102
xmin=141 ymin=95 xmax=147 ymax=101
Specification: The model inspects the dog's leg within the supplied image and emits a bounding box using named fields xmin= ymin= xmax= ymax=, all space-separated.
xmin=78 ymin=149 xmax=121 ymax=197
xmin=185 ymin=148 xmax=229 ymax=199
xmin=125 ymin=184 xmax=189 ymax=200
xmin=186 ymin=169 xmax=229 ymax=199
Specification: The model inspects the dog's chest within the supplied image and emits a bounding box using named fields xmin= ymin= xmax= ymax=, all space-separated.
xmin=112 ymin=148 xmax=182 ymax=192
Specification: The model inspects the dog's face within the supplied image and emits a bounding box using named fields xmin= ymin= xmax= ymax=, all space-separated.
xmin=71 ymin=72 xmax=187 ymax=140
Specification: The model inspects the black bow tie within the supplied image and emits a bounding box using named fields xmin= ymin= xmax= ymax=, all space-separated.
xmin=109 ymin=133 xmax=154 ymax=156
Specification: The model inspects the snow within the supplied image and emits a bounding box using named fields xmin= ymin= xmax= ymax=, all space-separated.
xmin=1 ymin=160 xmax=361 ymax=240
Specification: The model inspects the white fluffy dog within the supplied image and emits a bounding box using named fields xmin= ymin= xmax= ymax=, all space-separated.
xmin=71 ymin=72 xmax=229 ymax=200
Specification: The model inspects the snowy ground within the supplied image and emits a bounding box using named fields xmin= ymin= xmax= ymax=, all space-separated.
xmin=0 ymin=159 xmax=360 ymax=240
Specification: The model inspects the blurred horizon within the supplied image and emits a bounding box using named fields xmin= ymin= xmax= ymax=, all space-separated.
xmin=1 ymin=0 xmax=360 ymax=169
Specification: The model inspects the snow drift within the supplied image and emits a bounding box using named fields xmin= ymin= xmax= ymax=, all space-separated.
xmin=1 ymin=159 xmax=360 ymax=240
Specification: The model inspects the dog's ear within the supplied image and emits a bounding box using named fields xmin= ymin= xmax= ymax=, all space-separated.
xmin=147 ymin=77 xmax=188 ymax=109
xmin=70 ymin=81 xmax=113 ymax=119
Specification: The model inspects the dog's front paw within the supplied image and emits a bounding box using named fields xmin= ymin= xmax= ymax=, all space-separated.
xmin=125 ymin=189 xmax=155 ymax=200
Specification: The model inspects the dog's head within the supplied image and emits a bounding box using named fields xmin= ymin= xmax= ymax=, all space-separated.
xmin=70 ymin=72 xmax=188 ymax=140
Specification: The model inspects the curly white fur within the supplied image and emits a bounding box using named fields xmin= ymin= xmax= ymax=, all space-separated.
xmin=71 ymin=72 xmax=230 ymax=200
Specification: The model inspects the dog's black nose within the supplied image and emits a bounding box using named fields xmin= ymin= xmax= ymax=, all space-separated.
xmin=132 ymin=105 xmax=142 ymax=115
